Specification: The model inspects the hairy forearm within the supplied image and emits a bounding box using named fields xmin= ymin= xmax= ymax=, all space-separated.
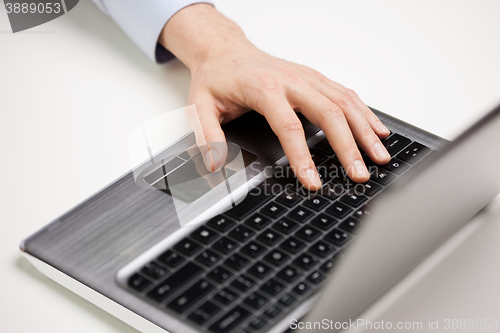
xmin=159 ymin=4 xmax=251 ymax=71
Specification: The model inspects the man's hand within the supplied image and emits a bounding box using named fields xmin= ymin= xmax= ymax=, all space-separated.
xmin=160 ymin=4 xmax=391 ymax=190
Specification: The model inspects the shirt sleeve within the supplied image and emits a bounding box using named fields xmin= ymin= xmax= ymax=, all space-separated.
xmin=90 ymin=0 xmax=215 ymax=63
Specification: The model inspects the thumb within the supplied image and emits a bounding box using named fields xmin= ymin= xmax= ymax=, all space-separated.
xmin=185 ymin=97 xmax=228 ymax=172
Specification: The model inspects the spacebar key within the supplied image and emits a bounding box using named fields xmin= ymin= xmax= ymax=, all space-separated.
xmin=209 ymin=306 xmax=251 ymax=333
xmin=226 ymin=187 xmax=272 ymax=220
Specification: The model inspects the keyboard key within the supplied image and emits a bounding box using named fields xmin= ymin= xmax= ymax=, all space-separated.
xmin=213 ymin=237 xmax=238 ymax=254
xmin=370 ymin=167 xmax=396 ymax=186
xmin=381 ymin=158 xmax=410 ymax=175
xmin=250 ymin=317 xmax=268 ymax=330
xmin=310 ymin=148 xmax=329 ymax=165
xmin=228 ymin=225 xmax=254 ymax=243
xmin=319 ymin=260 xmax=335 ymax=274
xmin=279 ymin=237 xmax=306 ymax=254
xmin=248 ymin=262 xmax=273 ymax=279
xmin=264 ymin=305 xmax=282 ymax=318
xmin=353 ymin=205 xmax=372 ymax=220
xmin=147 ymin=262 xmax=202 ymax=302
xmin=315 ymin=164 xmax=333 ymax=184
xmin=383 ymin=133 xmax=411 ymax=156
xmin=209 ymin=306 xmax=250 ymax=333
xmin=207 ymin=215 xmax=236 ymax=232
xmin=257 ymin=229 xmax=283 ymax=246
xmin=272 ymin=217 xmax=299 ymax=234
xmin=231 ymin=275 xmax=256 ymax=292
xmin=359 ymin=180 xmax=382 ymax=196
xmin=308 ymin=240 xmax=335 ymax=258
xmin=277 ymin=165 xmax=301 ymax=185
xmin=293 ymin=253 xmax=318 ymax=270
xmin=318 ymin=159 xmax=344 ymax=184
xmin=311 ymin=213 xmax=338 ymax=230
xmin=264 ymin=249 xmax=289 ymax=266
xmin=325 ymin=201 xmax=352 ymax=219
xmin=331 ymin=177 xmax=355 ymax=192
xmin=339 ymin=217 xmax=363 ymax=234
xmin=340 ymin=192 xmax=368 ymax=207
xmin=363 ymin=155 xmax=379 ymax=169
xmin=261 ymin=202 xmax=287 ymax=218
xmin=214 ymin=288 xmax=238 ymax=305
xmin=325 ymin=228 xmax=351 ymax=246
xmin=260 ymin=278 xmax=286 ymax=296
xmin=290 ymin=182 xmax=310 ymax=197
xmin=158 ymin=250 xmax=184 ymax=268
xmin=244 ymin=292 xmax=268 ymax=309
xmin=128 ymin=273 xmax=152 ymax=292
xmin=287 ymin=206 xmax=314 ymax=223
xmin=191 ymin=226 xmax=219 ymax=244
xmin=196 ymin=250 xmax=221 ymax=267
xmin=226 ymin=187 xmax=272 ymax=220
xmin=141 ymin=262 xmax=168 ymax=280
xmin=292 ymin=281 xmax=311 ymax=295
xmin=224 ymin=253 xmax=250 ymax=270
xmin=188 ymin=301 xmax=221 ymax=325
xmin=307 ymin=270 xmax=326 ymax=285
xmin=277 ymin=266 xmax=301 ymax=283
xmin=314 ymin=138 xmax=335 ymax=155
xmin=276 ymin=191 xmax=302 ymax=207
xmin=278 ymin=294 xmax=297 ymax=307
xmin=319 ymin=182 xmax=344 ymax=200
xmin=207 ymin=266 xmax=232 ymax=283
xmin=303 ymin=195 xmax=330 ymax=211
xmin=244 ymin=213 xmax=271 ymax=230
xmin=167 ymin=279 xmax=214 ymax=313
xmin=295 ymin=225 xmax=322 ymax=242
xmin=241 ymin=241 xmax=266 ymax=258
xmin=397 ymin=141 xmax=430 ymax=164
xmin=174 ymin=239 xmax=202 ymax=257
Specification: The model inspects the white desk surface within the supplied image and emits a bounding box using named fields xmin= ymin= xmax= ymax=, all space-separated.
xmin=1 ymin=1 xmax=500 ymax=332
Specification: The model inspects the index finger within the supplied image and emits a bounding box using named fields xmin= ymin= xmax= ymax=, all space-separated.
xmin=256 ymin=94 xmax=322 ymax=191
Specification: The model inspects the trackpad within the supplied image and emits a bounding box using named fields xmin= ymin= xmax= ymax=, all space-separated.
xmin=143 ymin=142 xmax=257 ymax=203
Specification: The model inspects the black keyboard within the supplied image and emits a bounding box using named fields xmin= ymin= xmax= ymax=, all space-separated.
xmin=125 ymin=132 xmax=432 ymax=333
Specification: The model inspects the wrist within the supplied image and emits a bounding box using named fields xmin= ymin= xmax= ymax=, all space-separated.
xmin=159 ymin=3 xmax=251 ymax=72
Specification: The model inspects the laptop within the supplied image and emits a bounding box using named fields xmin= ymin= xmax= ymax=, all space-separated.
xmin=20 ymin=105 xmax=500 ymax=333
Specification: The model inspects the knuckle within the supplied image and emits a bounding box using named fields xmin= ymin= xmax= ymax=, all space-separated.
xmin=317 ymin=72 xmax=329 ymax=84
xmin=197 ymin=126 xmax=218 ymax=143
xmin=257 ymin=74 xmax=280 ymax=93
xmin=281 ymin=68 xmax=303 ymax=85
xmin=338 ymin=92 xmax=356 ymax=108
xmin=342 ymin=141 xmax=359 ymax=154
xmin=363 ymin=107 xmax=376 ymax=120
xmin=293 ymin=151 xmax=313 ymax=165
xmin=360 ymin=126 xmax=375 ymax=140
xmin=281 ymin=116 xmax=304 ymax=133
xmin=345 ymin=88 xmax=359 ymax=99
xmin=195 ymin=130 xmax=210 ymax=144
xmin=322 ymin=104 xmax=344 ymax=121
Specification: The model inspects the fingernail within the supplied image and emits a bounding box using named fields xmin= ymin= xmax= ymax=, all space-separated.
xmin=377 ymin=121 xmax=390 ymax=135
xmin=306 ymin=168 xmax=322 ymax=188
xmin=374 ymin=141 xmax=391 ymax=160
xmin=353 ymin=159 xmax=369 ymax=179
xmin=204 ymin=150 xmax=218 ymax=172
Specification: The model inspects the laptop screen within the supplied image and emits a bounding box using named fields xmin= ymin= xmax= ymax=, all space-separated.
xmin=304 ymin=104 xmax=500 ymax=331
